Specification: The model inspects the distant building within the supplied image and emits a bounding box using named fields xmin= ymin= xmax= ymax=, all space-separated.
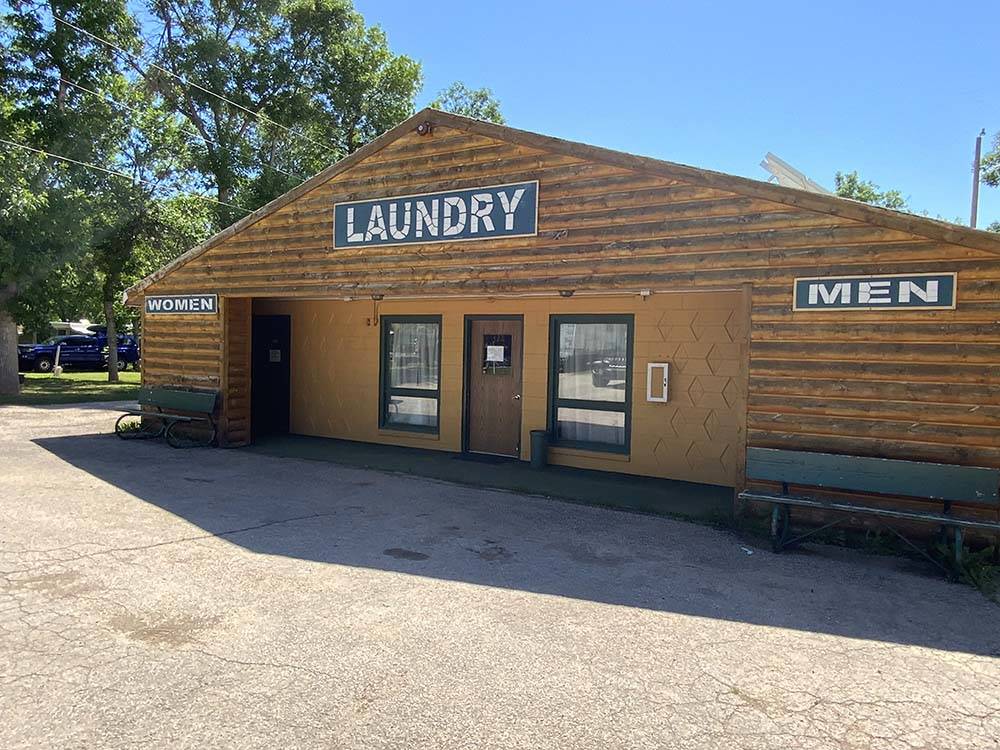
xmin=17 ymin=319 xmax=95 ymax=344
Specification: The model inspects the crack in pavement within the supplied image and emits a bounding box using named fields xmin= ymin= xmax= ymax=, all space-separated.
xmin=0 ymin=510 xmax=344 ymax=577
xmin=4 ymin=404 xmax=1000 ymax=749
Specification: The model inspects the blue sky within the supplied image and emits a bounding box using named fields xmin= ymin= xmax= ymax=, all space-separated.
xmin=356 ymin=0 xmax=999 ymax=227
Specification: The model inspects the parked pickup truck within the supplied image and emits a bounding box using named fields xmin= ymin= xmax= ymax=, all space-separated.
xmin=17 ymin=333 xmax=141 ymax=373
xmin=591 ymin=355 xmax=628 ymax=387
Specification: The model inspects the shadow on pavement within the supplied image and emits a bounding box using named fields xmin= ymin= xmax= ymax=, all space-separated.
xmin=34 ymin=433 xmax=1000 ymax=657
xmin=249 ymin=433 xmax=734 ymax=523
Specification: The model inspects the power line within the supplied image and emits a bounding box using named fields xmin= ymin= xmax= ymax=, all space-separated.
xmin=0 ymin=137 xmax=253 ymax=215
xmin=53 ymin=14 xmax=340 ymax=157
xmin=59 ymin=77 xmax=307 ymax=181
xmin=54 ymin=13 xmax=336 ymax=156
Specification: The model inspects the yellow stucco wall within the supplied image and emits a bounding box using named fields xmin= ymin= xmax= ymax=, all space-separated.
xmin=253 ymin=289 xmax=746 ymax=486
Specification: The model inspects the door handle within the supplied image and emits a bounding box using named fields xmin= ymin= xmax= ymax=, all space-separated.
xmin=512 ymin=394 xmax=521 ymax=400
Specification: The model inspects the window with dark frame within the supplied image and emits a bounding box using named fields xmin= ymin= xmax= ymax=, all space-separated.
xmin=548 ymin=314 xmax=633 ymax=453
xmin=380 ymin=316 xmax=442 ymax=432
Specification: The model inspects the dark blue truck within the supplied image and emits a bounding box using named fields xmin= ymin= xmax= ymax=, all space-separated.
xmin=17 ymin=333 xmax=141 ymax=373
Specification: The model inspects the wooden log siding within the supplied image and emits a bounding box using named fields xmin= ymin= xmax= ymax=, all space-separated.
xmin=220 ymin=297 xmax=251 ymax=446
xmin=133 ymin=121 xmax=1000 ymax=489
xmin=140 ymin=314 xmax=222 ymax=390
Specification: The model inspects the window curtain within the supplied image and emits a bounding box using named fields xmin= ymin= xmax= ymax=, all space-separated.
xmin=389 ymin=322 xmax=439 ymax=389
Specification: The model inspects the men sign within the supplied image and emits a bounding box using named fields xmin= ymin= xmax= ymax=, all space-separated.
xmin=793 ymin=273 xmax=956 ymax=311
xmin=333 ymin=181 xmax=538 ymax=249
xmin=145 ymin=294 xmax=218 ymax=315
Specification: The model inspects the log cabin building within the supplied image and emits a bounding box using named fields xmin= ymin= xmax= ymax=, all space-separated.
xmin=125 ymin=109 xmax=1000 ymax=526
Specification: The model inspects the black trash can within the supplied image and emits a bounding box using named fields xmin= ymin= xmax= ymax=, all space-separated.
xmin=530 ymin=429 xmax=549 ymax=469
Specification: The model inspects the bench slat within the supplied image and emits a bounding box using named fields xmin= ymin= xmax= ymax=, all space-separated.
xmin=739 ymin=490 xmax=1000 ymax=532
xmin=746 ymin=447 xmax=1000 ymax=505
xmin=120 ymin=409 xmax=194 ymax=423
xmin=137 ymin=387 xmax=217 ymax=414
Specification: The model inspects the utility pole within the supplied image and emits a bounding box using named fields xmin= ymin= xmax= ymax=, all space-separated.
xmin=971 ymin=128 xmax=985 ymax=228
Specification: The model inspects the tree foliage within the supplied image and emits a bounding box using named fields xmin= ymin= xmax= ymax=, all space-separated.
xmin=834 ymin=171 xmax=908 ymax=211
xmin=980 ymin=132 xmax=1000 ymax=231
xmin=0 ymin=0 xmax=504 ymax=391
xmin=146 ymin=0 xmax=421 ymax=225
xmin=1 ymin=0 xmax=136 ymax=288
xmin=0 ymin=0 xmax=140 ymax=392
xmin=431 ymin=82 xmax=505 ymax=124
xmin=981 ymin=131 xmax=1000 ymax=189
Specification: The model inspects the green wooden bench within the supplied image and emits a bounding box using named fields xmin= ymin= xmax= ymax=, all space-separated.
xmin=738 ymin=447 xmax=1000 ymax=568
xmin=115 ymin=387 xmax=218 ymax=448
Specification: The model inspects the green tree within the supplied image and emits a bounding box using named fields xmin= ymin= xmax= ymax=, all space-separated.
xmin=12 ymin=260 xmax=102 ymax=340
xmin=4 ymin=0 xmax=514 ymax=392
xmin=981 ymin=131 xmax=1000 ymax=189
xmin=0 ymin=0 xmax=139 ymax=394
xmin=430 ymin=82 xmax=505 ymax=123
xmin=85 ymin=82 xmax=202 ymax=381
xmin=146 ymin=0 xmax=421 ymax=226
xmin=979 ymin=132 xmax=1000 ymax=230
xmin=113 ymin=196 xmax=215 ymax=336
xmin=834 ymin=171 xmax=908 ymax=210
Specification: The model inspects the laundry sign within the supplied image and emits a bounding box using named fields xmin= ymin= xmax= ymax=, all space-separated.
xmin=145 ymin=293 xmax=218 ymax=315
xmin=333 ymin=181 xmax=538 ymax=249
xmin=792 ymin=273 xmax=956 ymax=311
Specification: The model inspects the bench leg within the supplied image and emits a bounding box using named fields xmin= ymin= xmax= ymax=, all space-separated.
xmin=770 ymin=504 xmax=790 ymax=553
xmin=114 ymin=413 xmax=164 ymax=440
xmin=165 ymin=418 xmax=216 ymax=449
xmin=953 ymin=527 xmax=963 ymax=568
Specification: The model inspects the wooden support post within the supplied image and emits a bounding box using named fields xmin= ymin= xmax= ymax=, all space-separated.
xmin=732 ymin=281 xmax=752 ymax=523
xmin=770 ymin=503 xmax=789 ymax=552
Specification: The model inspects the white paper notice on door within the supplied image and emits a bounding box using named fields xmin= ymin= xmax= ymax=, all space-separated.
xmin=486 ymin=345 xmax=505 ymax=362
xmin=269 ymin=349 xmax=282 ymax=363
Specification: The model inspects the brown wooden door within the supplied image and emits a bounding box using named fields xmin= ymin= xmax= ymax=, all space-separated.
xmin=466 ymin=318 xmax=523 ymax=456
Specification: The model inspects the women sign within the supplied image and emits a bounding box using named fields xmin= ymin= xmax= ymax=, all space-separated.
xmin=145 ymin=294 xmax=218 ymax=315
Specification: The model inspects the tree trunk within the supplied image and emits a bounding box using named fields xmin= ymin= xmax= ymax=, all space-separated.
xmin=103 ymin=274 xmax=120 ymax=383
xmin=0 ymin=283 xmax=21 ymax=395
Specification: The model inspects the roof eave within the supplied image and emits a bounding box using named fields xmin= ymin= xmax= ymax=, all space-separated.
xmin=426 ymin=109 xmax=1000 ymax=255
xmin=125 ymin=108 xmax=444 ymax=303
xmin=126 ymin=107 xmax=1000 ymax=304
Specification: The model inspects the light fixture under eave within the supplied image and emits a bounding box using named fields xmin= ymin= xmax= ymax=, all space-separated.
xmin=371 ymin=294 xmax=384 ymax=301
xmin=558 ymin=290 xmax=575 ymax=298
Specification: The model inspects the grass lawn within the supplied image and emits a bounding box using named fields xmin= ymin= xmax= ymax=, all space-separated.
xmin=1 ymin=370 xmax=141 ymax=406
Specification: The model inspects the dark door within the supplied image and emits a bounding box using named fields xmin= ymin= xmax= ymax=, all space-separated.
xmin=465 ymin=317 xmax=523 ymax=456
xmin=251 ymin=315 xmax=291 ymax=440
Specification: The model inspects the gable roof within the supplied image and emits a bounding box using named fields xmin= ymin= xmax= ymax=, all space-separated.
xmin=126 ymin=108 xmax=1000 ymax=301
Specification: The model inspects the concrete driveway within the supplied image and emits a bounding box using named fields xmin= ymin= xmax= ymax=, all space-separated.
xmin=1 ymin=403 xmax=998 ymax=749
